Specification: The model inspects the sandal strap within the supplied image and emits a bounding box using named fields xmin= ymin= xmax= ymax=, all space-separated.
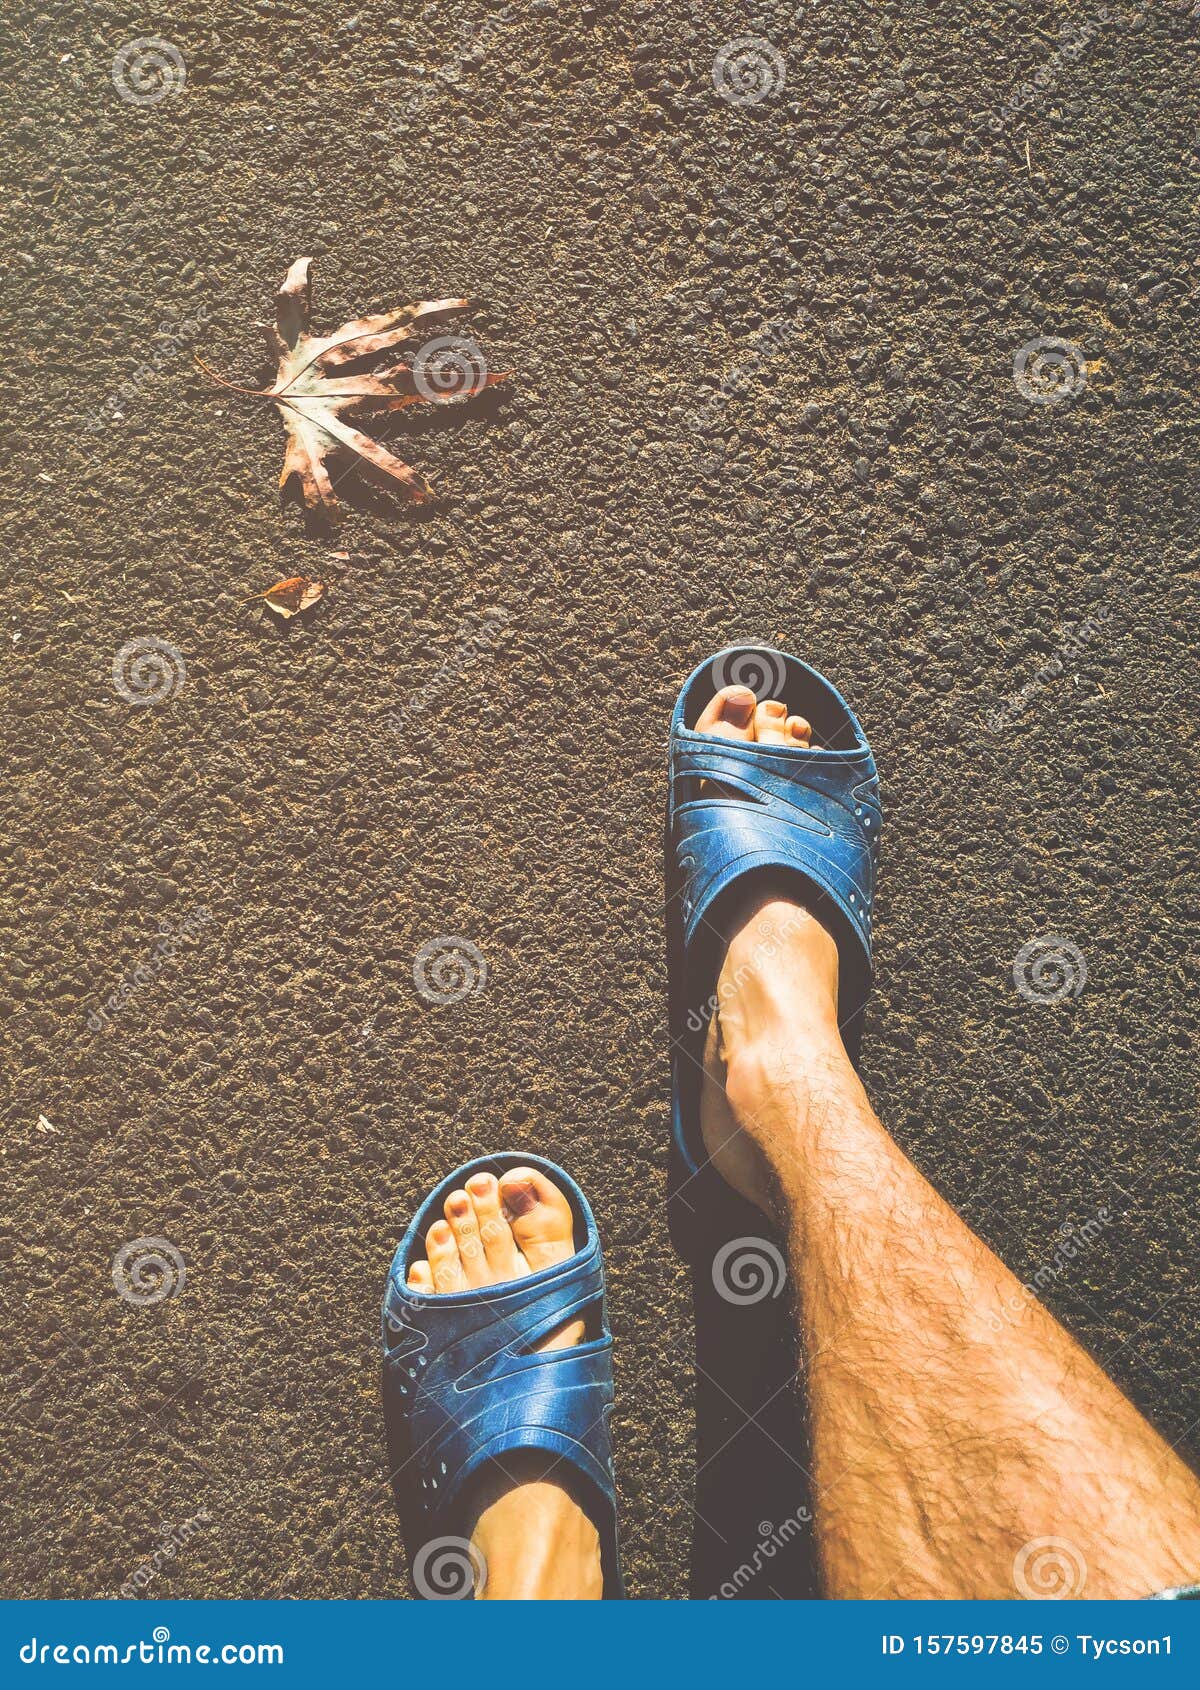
xmin=670 ymin=725 xmax=879 ymax=965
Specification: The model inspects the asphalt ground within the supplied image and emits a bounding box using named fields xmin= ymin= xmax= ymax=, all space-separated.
xmin=3 ymin=0 xmax=1199 ymax=1599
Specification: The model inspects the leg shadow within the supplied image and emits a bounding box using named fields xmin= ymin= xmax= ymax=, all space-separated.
xmin=688 ymin=1226 xmax=820 ymax=1599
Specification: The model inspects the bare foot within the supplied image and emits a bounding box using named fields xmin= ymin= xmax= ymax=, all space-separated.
xmin=407 ymin=1166 xmax=602 ymax=1599
xmin=692 ymin=684 xmax=849 ymax=1219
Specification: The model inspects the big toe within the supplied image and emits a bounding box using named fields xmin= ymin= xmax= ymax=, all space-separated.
xmin=695 ymin=684 xmax=757 ymax=742
xmin=498 ymin=1167 xmax=577 ymax=1272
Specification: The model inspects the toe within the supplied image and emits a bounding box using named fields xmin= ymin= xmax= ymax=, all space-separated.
xmin=498 ymin=1167 xmax=577 ymax=1273
xmin=785 ymin=714 xmax=812 ymax=747
xmin=696 ymin=684 xmax=757 ymax=741
xmin=426 ymin=1219 xmax=466 ymax=1294
xmin=407 ymin=1260 xmax=434 ymax=1293
xmin=444 ymin=1188 xmax=489 ymax=1287
xmin=467 ymin=1171 xmax=524 ymax=1280
xmin=754 ymin=698 xmax=792 ymax=744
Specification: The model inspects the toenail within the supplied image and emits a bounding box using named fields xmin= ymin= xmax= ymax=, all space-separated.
xmin=449 ymin=1195 xmax=470 ymax=1215
xmin=501 ymin=1180 xmax=538 ymax=1218
xmin=467 ymin=1174 xmax=492 ymax=1194
xmin=722 ymin=689 xmax=755 ymax=725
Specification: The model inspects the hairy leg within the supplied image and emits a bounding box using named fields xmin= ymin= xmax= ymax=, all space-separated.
xmin=702 ymin=891 xmax=1200 ymax=1599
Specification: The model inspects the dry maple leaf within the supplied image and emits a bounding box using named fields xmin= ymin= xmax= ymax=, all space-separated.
xmin=197 ymin=258 xmax=508 ymax=517
xmin=244 ymin=576 xmax=327 ymax=618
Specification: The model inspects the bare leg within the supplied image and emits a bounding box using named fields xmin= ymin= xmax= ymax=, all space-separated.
xmin=700 ymin=892 xmax=1200 ymax=1598
xmin=694 ymin=689 xmax=1200 ymax=1598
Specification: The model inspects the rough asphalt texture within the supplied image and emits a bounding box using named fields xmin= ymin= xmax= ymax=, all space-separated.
xmin=4 ymin=0 xmax=1199 ymax=1600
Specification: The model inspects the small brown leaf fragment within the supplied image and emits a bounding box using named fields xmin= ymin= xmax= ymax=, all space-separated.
xmin=275 ymin=256 xmax=313 ymax=350
xmin=252 ymin=576 xmax=326 ymax=618
xmin=198 ymin=259 xmax=510 ymax=518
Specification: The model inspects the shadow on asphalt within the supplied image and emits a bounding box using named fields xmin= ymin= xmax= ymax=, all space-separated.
xmin=688 ymin=1246 xmax=819 ymax=1600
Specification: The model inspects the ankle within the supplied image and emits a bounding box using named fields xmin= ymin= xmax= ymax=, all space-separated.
xmin=722 ymin=1026 xmax=852 ymax=1131
xmin=713 ymin=896 xmax=841 ymax=1054
xmin=713 ymin=901 xmax=848 ymax=1112
xmin=714 ymin=1026 xmax=867 ymax=1223
xmin=698 ymin=896 xmax=860 ymax=1219
xmin=469 ymin=1470 xmax=603 ymax=1600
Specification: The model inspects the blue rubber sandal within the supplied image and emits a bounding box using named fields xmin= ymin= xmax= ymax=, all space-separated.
xmin=666 ymin=646 xmax=881 ymax=1252
xmin=381 ymin=1152 xmax=623 ymax=1599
